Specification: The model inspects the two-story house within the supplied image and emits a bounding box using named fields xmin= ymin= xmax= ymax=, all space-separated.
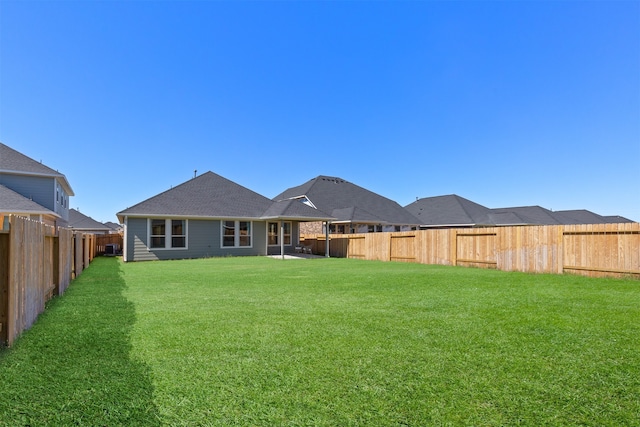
xmin=0 ymin=143 xmax=74 ymax=227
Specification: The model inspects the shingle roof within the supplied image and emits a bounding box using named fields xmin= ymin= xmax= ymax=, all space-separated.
xmin=551 ymin=209 xmax=607 ymax=225
xmin=405 ymin=195 xmax=493 ymax=226
xmin=602 ymin=215 xmax=634 ymax=223
xmin=490 ymin=206 xmax=562 ymax=225
xmin=116 ymin=171 xmax=334 ymax=223
xmin=260 ymin=199 xmax=334 ymax=221
xmin=274 ymin=176 xmax=420 ymax=225
xmin=118 ymin=171 xmax=274 ymax=220
xmin=0 ymin=184 xmax=58 ymax=216
xmin=0 ymin=142 xmax=74 ymax=195
xmin=68 ymin=208 xmax=112 ymax=231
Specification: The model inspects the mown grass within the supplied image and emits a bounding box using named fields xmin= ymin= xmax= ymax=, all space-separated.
xmin=1 ymin=256 xmax=639 ymax=426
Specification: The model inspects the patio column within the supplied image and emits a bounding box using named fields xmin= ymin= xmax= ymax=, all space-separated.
xmin=280 ymin=220 xmax=285 ymax=260
xmin=325 ymin=221 xmax=330 ymax=258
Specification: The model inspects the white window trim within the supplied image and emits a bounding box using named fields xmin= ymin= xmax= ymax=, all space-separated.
xmin=147 ymin=218 xmax=188 ymax=250
xmin=221 ymin=220 xmax=253 ymax=248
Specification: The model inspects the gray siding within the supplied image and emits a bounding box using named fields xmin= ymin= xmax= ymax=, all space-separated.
xmin=125 ymin=217 xmax=268 ymax=262
xmin=0 ymin=174 xmax=54 ymax=211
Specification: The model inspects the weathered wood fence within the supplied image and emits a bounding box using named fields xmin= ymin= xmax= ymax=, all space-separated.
xmin=0 ymin=215 xmax=96 ymax=347
xmin=95 ymin=233 xmax=123 ymax=255
xmin=302 ymin=223 xmax=640 ymax=279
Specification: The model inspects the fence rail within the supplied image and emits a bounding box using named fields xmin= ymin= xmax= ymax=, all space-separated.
xmin=0 ymin=215 xmax=95 ymax=347
xmin=302 ymin=223 xmax=640 ymax=279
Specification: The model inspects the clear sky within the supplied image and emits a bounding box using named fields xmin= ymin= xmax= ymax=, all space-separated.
xmin=1 ymin=0 xmax=638 ymax=223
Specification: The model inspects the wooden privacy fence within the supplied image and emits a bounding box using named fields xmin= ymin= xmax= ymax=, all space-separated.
xmin=302 ymin=223 xmax=640 ymax=279
xmin=0 ymin=215 xmax=96 ymax=347
xmin=95 ymin=233 xmax=123 ymax=255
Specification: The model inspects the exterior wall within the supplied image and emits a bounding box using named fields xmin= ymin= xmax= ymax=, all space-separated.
xmin=53 ymin=178 xmax=70 ymax=222
xmin=0 ymin=174 xmax=54 ymax=211
xmin=125 ymin=217 xmax=268 ymax=262
xmin=0 ymin=174 xmax=71 ymax=225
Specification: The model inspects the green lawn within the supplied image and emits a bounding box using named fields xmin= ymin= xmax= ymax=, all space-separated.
xmin=1 ymin=256 xmax=639 ymax=426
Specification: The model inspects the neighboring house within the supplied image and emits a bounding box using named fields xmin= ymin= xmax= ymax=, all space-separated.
xmin=404 ymin=195 xmax=496 ymax=228
xmin=0 ymin=184 xmax=59 ymax=227
xmin=406 ymin=195 xmax=634 ymax=228
xmin=104 ymin=221 xmax=124 ymax=234
xmin=116 ymin=171 xmax=333 ymax=262
xmin=274 ymin=175 xmax=420 ymax=234
xmin=0 ymin=142 xmax=74 ymax=227
xmin=68 ymin=208 xmax=112 ymax=234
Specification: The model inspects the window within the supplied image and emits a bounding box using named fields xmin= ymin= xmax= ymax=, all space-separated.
xmin=151 ymin=219 xmax=166 ymax=248
xmin=149 ymin=219 xmax=187 ymax=249
xmin=268 ymin=222 xmax=291 ymax=246
xmin=172 ymin=220 xmax=186 ymax=248
xmin=222 ymin=221 xmax=252 ymax=247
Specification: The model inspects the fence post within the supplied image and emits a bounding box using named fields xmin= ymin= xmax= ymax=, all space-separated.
xmin=450 ymin=229 xmax=458 ymax=266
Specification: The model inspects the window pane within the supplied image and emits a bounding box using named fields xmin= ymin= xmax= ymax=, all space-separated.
xmin=284 ymin=222 xmax=291 ymax=245
xmin=172 ymin=237 xmax=186 ymax=248
xmin=268 ymin=222 xmax=278 ymax=245
xmin=239 ymin=222 xmax=251 ymax=246
xmin=172 ymin=220 xmax=184 ymax=236
xmin=151 ymin=236 xmax=165 ymax=248
xmin=151 ymin=219 xmax=165 ymax=236
xmin=223 ymin=221 xmax=235 ymax=246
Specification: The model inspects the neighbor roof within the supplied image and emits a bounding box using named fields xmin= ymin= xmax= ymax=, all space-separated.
xmin=0 ymin=184 xmax=59 ymax=217
xmin=117 ymin=171 xmax=334 ymax=223
xmin=68 ymin=208 xmax=112 ymax=232
xmin=550 ymin=209 xmax=610 ymax=225
xmin=0 ymin=142 xmax=75 ymax=196
xmin=274 ymin=175 xmax=420 ymax=226
xmin=489 ymin=206 xmax=562 ymax=225
xmin=405 ymin=195 xmax=494 ymax=227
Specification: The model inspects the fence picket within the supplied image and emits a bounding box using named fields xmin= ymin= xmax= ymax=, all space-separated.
xmin=302 ymin=223 xmax=640 ymax=279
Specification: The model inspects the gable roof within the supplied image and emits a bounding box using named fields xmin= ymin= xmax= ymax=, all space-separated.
xmin=68 ymin=208 xmax=112 ymax=232
xmin=116 ymin=171 xmax=334 ymax=223
xmin=405 ymin=195 xmax=494 ymax=227
xmin=274 ymin=175 xmax=420 ymax=226
xmin=0 ymin=184 xmax=59 ymax=217
xmin=0 ymin=142 xmax=75 ymax=196
xmin=260 ymin=199 xmax=334 ymax=221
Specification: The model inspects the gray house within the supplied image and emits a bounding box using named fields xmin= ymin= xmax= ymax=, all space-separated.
xmin=116 ymin=171 xmax=333 ymax=262
xmin=274 ymin=175 xmax=420 ymax=234
xmin=0 ymin=143 xmax=74 ymax=227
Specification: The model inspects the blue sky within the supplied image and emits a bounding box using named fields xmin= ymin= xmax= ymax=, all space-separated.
xmin=1 ymin=1 xmax=638 ymax=223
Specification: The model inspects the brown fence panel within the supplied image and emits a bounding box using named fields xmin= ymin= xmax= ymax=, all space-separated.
xmin=95 ymin=233 xmax=123 ymax=255
xmin=74 ymin=233 xmax=84 ymax=278
xmin=0 ymin=231 xmax=8 ymax=345
xmin=390 ymin=233 xmax=416 ymax=263
xmin=57 ymin=227 xmax=74 ymax=295
xmin=301 ymin=222 xmax=639 ymax=279
xmin=456 ymin=229 xmax=497 ymax=268
xmin=347 ymin=236 xmax=366 ymax=259
xmin=562 ymin=223 xmax=640 ymax=278
xmin=6 ymin=217 xmax=50 ymax=346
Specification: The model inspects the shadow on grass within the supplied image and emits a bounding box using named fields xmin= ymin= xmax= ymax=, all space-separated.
xmin=0 ymin=257 xmax=161 ymax=426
